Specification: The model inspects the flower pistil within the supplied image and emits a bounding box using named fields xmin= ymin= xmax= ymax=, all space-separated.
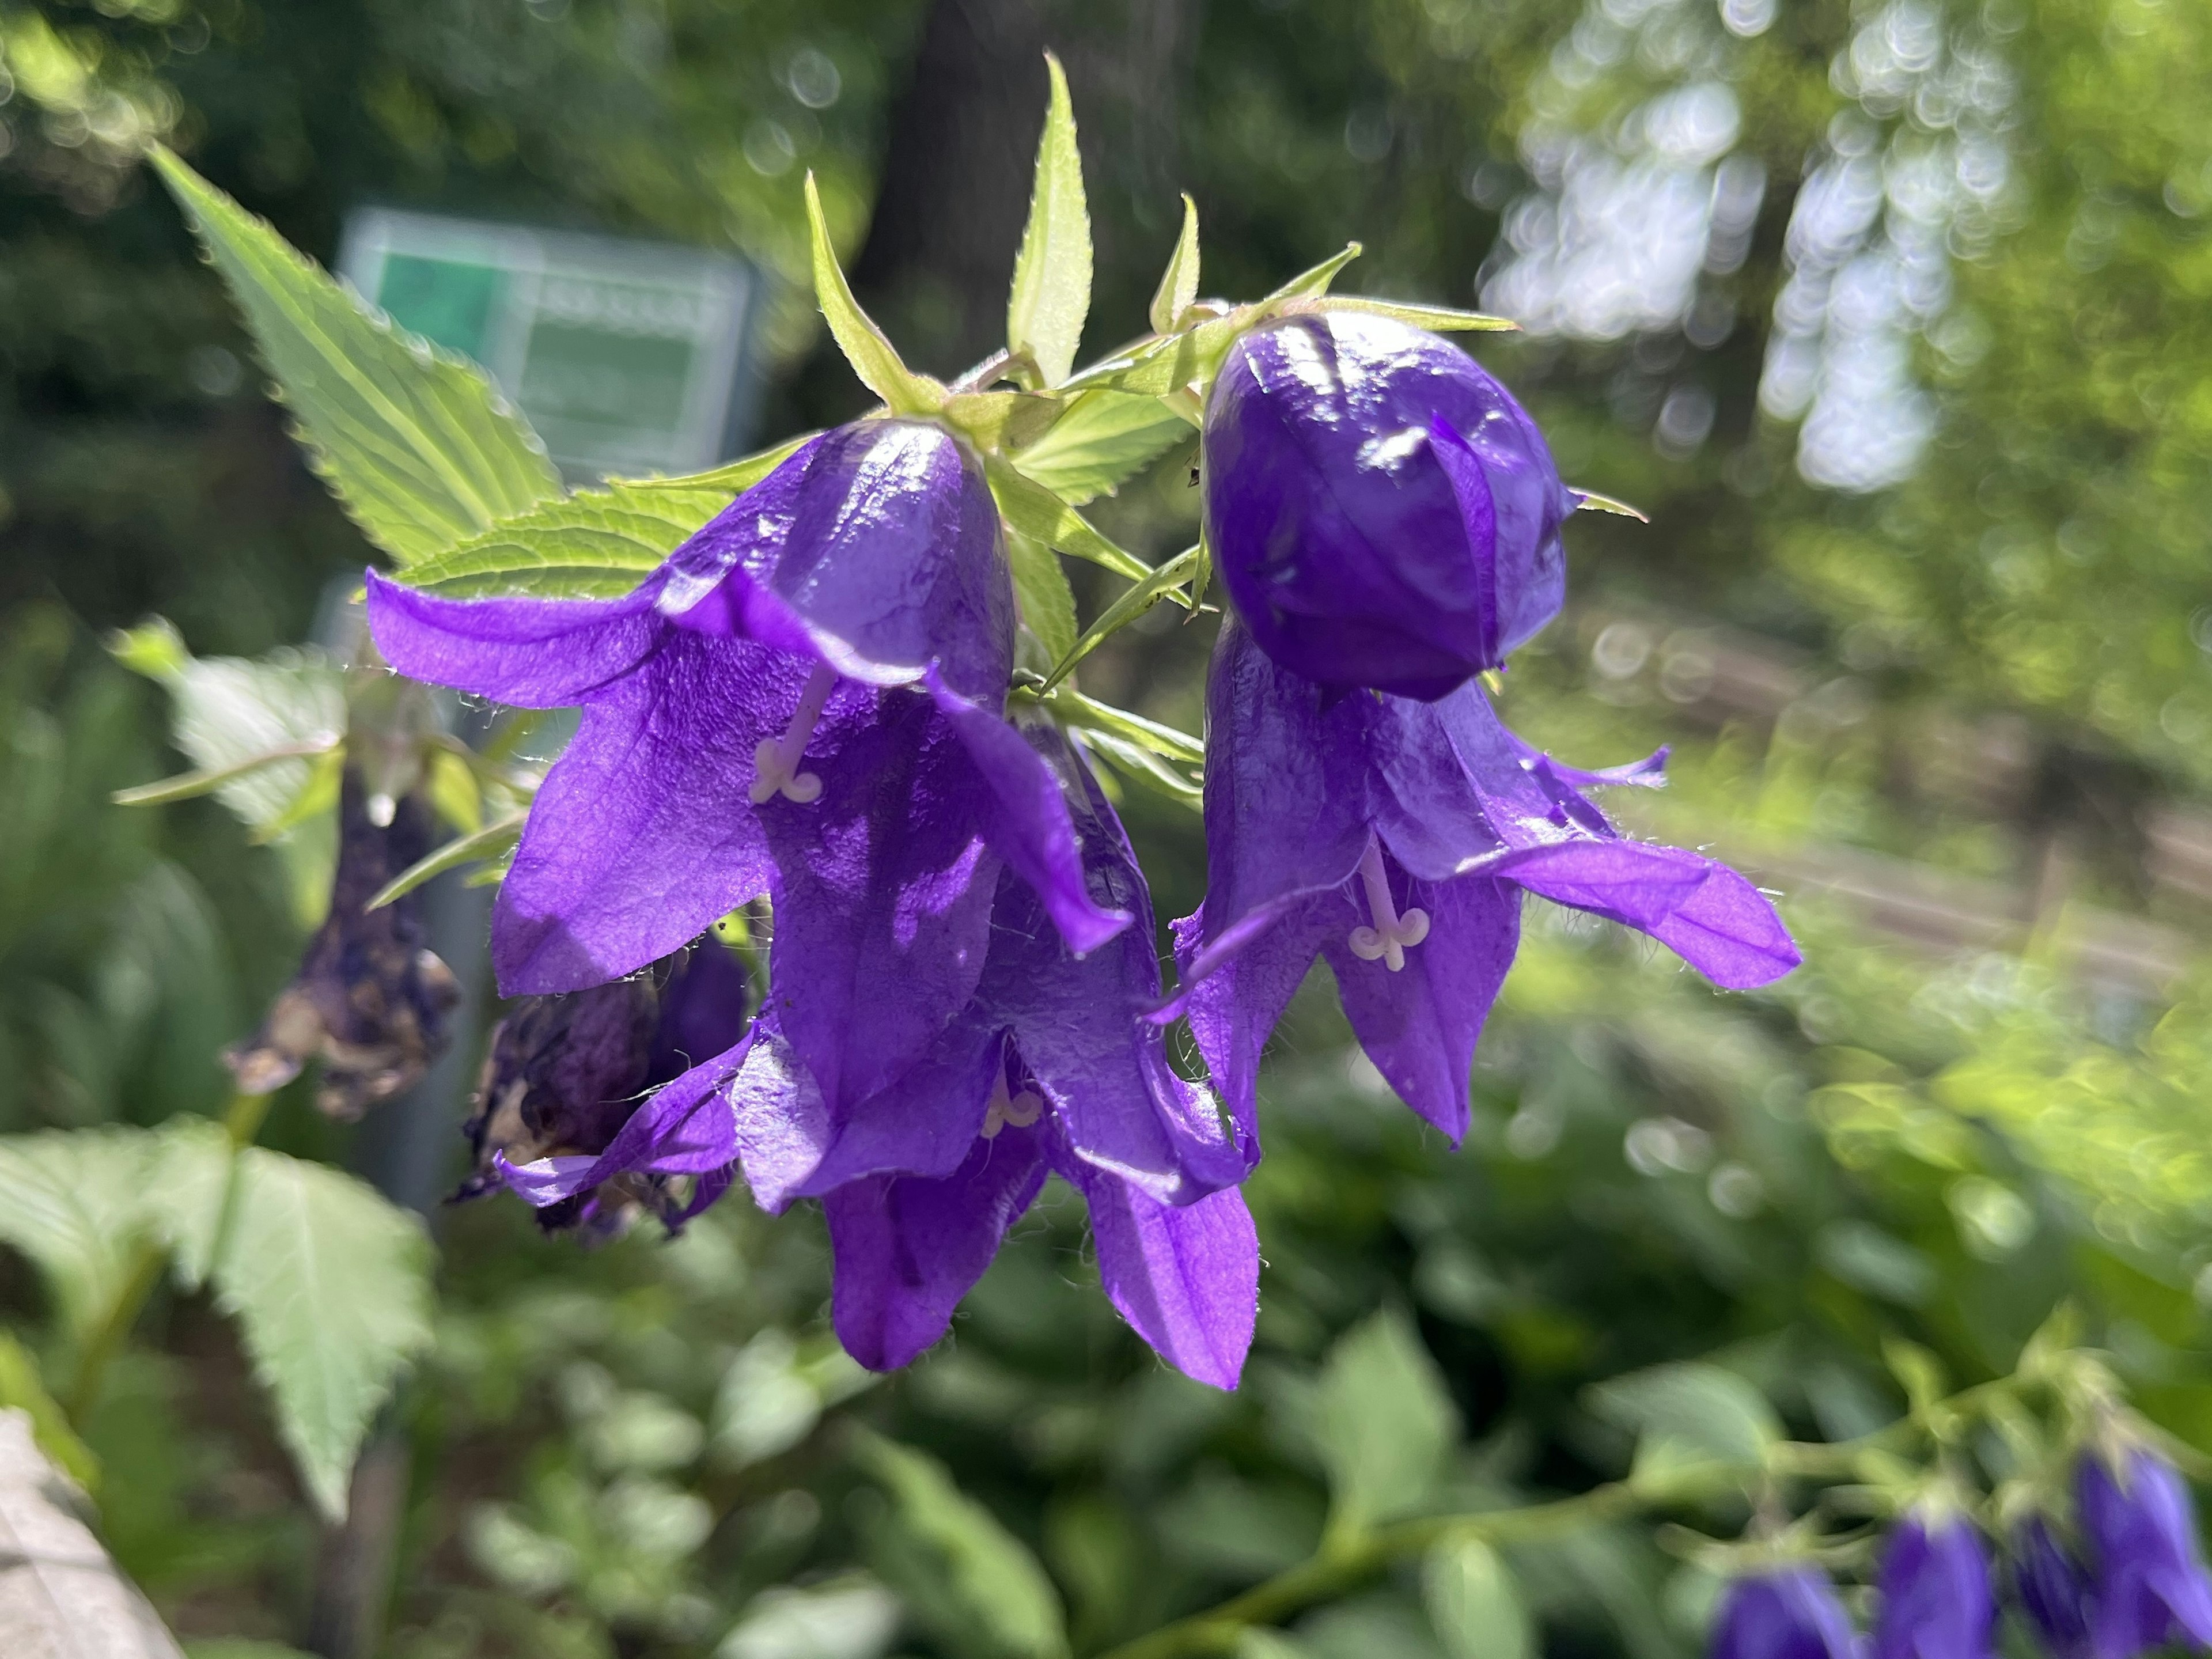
xmin=1347 ymin=840 xmax=1430 ymax=972
xmin=749 ymin=661 xmax=839 ymax=804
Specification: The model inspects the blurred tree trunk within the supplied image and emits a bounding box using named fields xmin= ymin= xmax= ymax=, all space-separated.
xmin=784 ymin=0 xmax=1197 ymax=425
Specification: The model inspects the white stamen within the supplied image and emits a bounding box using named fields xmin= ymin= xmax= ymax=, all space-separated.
xmin=981 ymin=1070 xmax=1046 ymax=1140
xmin=748 ymin=662 xmax=838 ymax=804
xmin=1347 ymin=841 xmax=1430 ymax=972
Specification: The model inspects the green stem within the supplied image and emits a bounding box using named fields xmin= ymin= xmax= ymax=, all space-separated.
xmin=60 ymin=1089 xmax=273 ymax=1424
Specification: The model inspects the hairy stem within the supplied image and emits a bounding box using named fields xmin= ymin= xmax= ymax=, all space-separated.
xmin=61 ymin=1089 xmax=274 ymax=1424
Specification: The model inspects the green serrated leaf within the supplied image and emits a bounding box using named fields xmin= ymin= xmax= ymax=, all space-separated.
xmin=397 ymin=477 xmax=737 ymax=596
xmin=1006 ymin=52 xmax=1092 ymax=388
xmin=1312 ymin=1308 xmax=1460 ymax=1539
xmin=1266 ymin=242 xmax=1363 ymax=305
xmin=1044 ymin=688 xmax=1205 ymax=765
xmin=0 ymin=1128 xmax=161 ymax=1339
xmin=1007 ymin=529 xmax=1079 ymax=666
xmin=1316 ymin=296 xmax=1517 ymax=332
xmin=1425 ymin=1537 xmax=1532 ymax=1659
xmin=1042 ymin=544 xmax=1202 ymax=692
xmin=805 ymin=173 xmax=944 ymax=416
xmin=368 ymin=813 xmax=525 ymax=910
xmin=210 ymin=1149 xmax=435 ymax=1520
xmin=855 ymin=1429 xmax=1070 ymax=1659
xmin=1587 ymin=1361 xmax=1779 ymax=1480
xmin=0 ymin=1331 xmax=101 ymax=1493
xmin=985 ymin=457 xmax=1149 ymax=581
xmin=145 ymin=1113 xmax=242 ymax=1294
xmin=1150 ymin=194 xmax=1202 ymax=335
xmin=149 ymin=146 xmax=560 ymax=564
xmin=1011 ymin=389 xmax=1191 ymax=506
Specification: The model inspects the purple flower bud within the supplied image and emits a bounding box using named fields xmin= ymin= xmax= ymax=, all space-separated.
xmin=466 ymin=940 xmax=752 ymax=1236
xmin=2078 ymin=1448 xmax=2212 ymax=1659
xmin=1713 ymin=1568 xmax=1862 ymax=1659
xmin=1874 ymin=1514 xmax=1995 ymax=1659
xmin=1203 ymin=310 xmax=1573 ymax=699
xmin=2012 ymin=1518 xmax=2096 ymax=1659
xmin=225 ymin=770 xmax=459 ymax=1119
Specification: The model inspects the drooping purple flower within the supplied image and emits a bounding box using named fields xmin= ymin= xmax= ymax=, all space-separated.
xmin=368 ymin=415 xmax=1127 ymax=1111
xmin=1874 ymin=1513 xmax=1996 ymax=1659
xmin=1713 ymin=1569 xmax=1863 ymax=1659
xmin=226 ymin=768 xmax=460 ymax=1119
xmin=1203 ymin=310 xmax=1573 ymax=700
xmin=716 ymin=726 xmax=1258 ymax=1389
xmin=484 ymin=938 xmax=755 ymax=1237
xmin=2078 ymin=1447 xmax=2212 ymax=1659
xmin=1165 ymin=618 xmax=1797 ymax=1145
xmin=2012 ymin=1518 xmax=2096 ymax=1659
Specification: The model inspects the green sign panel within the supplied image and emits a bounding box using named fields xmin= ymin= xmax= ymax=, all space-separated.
xmin=338 ymin=208 xmax=759 ymax=482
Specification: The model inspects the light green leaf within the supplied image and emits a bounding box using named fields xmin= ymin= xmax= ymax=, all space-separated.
xmin=1316 ymin=296 xmax=1517 ymax=332
xmin=945 ymin=390 xmax=1063 ymax=454
xmin=1041 ymin=688 xmax=1204 ymax=765
xmin=805 ymin=173 xmax=944 ymax=416
xmin=0 ymin=1331 xmax=101 ymax=1493
xmin=1010 ymin=389 xmax=1192 ymax=506
xmin=985 ymin=457 xmax=1149 ymax=581
xmin=0 ymin=1128 xmax=161 ymax=1338
xmin=1425 ymin=1538 xmax=1532 ymax=1659
xmin=1007 ymin=529 xmax=1079 ymax=666
xmin=1076 ymin=729 xmax=1202 ymax=806
xmin=397 ymin=477 xmax=739 ymax=597
xmin=718 ymin=1575 xmax=903 ymax=1659
xmin=1150 ymin=194 xmax=1202 ymax=335
xmin=1573 ymin=488 xmax=1650 ymax=522
xmin=209 ymin=1149 xmax=435 ymax=1520
xmin=1586 ymin=1361 xmax=1779 ymax=1482
xmin=1266 ymin=242 xmax=1363 ymax=304
xmin=368 ymin=813 xmax=525 ymax=911
xmin=149 ymin=146 xmax=560 ymax=564
xmin=1041 ymin=544 xmax=1202 ymax=692
xmin=144 ymin=1113 xmax=240 ymax=1293
xmin=1006 ymin=52 xmax=1092 ymax=388
xmin=1059 ymin=314 xmax=1243 ymax=399
xmin=855 ymin=1430 xmax=1069 ymax=1659
xmin=1312 ymin=1309 xmax=1460 ymax=1538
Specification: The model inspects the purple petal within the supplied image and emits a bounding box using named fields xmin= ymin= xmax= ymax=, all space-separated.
xmin=1712 ymin=1570 xmax=1863 ymax=1659
xmin=2081 ymin=1450 xmax=2212 ymax=1659
xmin=759 ymin=685 xmax=999 ymax=1112
xmin=493 ymin=634 xmax=796 ymax=993
xmin=824 ymin=1128 xmax=1049 ymax=1372
xmin=928 ymin=677 xmax=1130 ymax=955
xmin=1503 ymin=728 xmax=1670 ymax=790
xmin=1873 ymin=1516 xmax=1995 ymax=1659
xmin=1427 ymin=416 xmax=1501 ymax=665
xmin=365 ymin=569 xmax=665 ymax=709
xmin=1319 ymin=867 xmax=1519 ymax=1142
xmin=1172 ymin=895 xmax=1343 ymax=1154
xmin=647 ymin=938 xmax=755 ymax=1087
xmin=1078 ymin=1172 xmax=1259 ymax=1391
xmin=499 ymin=1029 xmax=752 ymax=1206
xmin=666 ymin=421 xmax=1013 ymax=706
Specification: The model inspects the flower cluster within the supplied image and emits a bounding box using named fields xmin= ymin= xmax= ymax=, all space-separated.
xmin=1714 ymin=1448 xmax=2212 ymax=1659
xmin=364 ymin=247 xmax=1795 ymax=1388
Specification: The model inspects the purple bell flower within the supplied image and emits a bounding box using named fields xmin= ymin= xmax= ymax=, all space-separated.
xmin=367 ymin=416 xmax=1127 ymax=1117
xmin=225 ymin=768 xmax=460 ymax=1119
xmin=1873 ymin=1513 xmax=1996 ymax=1659
xmin=1164 ymin=618 xmax=1797 ymax=1145
xmin=2078 ymin=1448 xmax=2212 ymax=1659
xmin=2013 ymin=1518 xmax=2096 ymax=1659
xmin=1713 ymin=1568 xmax=1863 ymax=1659
xmin=486 ymin=938 xmax=756 ymax=1237
xmin=722 ymin=727 xmax=1258 ymax=1389
xmin=1203 ymin=310 xmax=1573 ymax=700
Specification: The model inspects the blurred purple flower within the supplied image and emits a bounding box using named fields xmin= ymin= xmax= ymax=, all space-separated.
xmin=1874 ymin=1513 xmax=1995 ymax=1659
xmin=2078 ymin=1447 xmax=2212 ymax=1659
xmin=1203 ymin=310 xmax=1573 ymax=700
xmin=1715 ymin=1569 xmax=1862 ymax=1659
xmin=1165 ymin=618 xmax=1796 ymax=1144
xmin=225 ymin=769 xmax=459 ymax=1119
xmin=485 ymin=938 xmax=755 ymax=1238
xmin=368 ymin=416 xmax=1125 ymax=1112
xmin=722 ymin=728 xmax=1257 ymax=1388
xmin=2013 ymin=1518 xmax=2096 ymax=1659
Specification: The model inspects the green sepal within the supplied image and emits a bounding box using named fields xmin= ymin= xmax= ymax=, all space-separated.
xmin=1574 ymin=488 xmax=1650 ymax=522
xmin=1149 ymin=194 xmax=1202 ymax=335
xmin=1005 ymin=527 xmax=1080 ymax=667
xmin=1263 ymin=241 xmax=1363 ymax=305
xmin=1005 ymin=51 xmax=1093 ymax=388
xmin=805 ymin=173 xmax=945 ymax=415
xmin=368 ymin=813 xmax=526 ymax=911
xmin=944 ymin=390 xmax=1063 ymax=453
xmin=111 ymin=738 xmax=339 ymax=808
xmin=1315 ymin=296 xmax=1517 ymax=332
xmin=984 ymin=456 xmax=1150 ymax=581
xmin=1040 ymin=543 xmax=1202 ymax=692
xmin=1056 ymin=313 xmax=1242 ymax=400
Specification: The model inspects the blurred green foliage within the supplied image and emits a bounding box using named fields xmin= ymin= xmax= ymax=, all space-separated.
xmin=5 ymin=0 xmax=2212 ymax=1654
